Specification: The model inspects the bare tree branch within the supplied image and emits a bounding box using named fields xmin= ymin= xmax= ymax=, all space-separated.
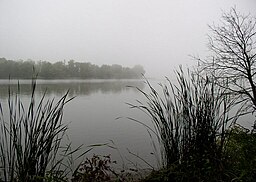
xmin=199 ymin=8 xmax=256 ymax=115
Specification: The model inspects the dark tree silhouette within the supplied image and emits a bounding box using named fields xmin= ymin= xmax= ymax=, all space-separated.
xmin=199 ymin=8 xmax=256 ymax=114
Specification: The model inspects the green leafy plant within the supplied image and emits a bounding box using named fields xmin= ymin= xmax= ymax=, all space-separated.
xmin=224 ymin=124 xmax=256 ymax=181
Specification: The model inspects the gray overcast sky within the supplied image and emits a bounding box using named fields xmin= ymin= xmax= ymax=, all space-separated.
xmin=0 ymin=0 xmax=256 ymax=78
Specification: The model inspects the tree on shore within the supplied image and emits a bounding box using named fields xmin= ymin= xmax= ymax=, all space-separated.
xmin=0 ymin=58 xmax=145 ymax=79
xmin=199 ymin=8 xmax=256 ymax=115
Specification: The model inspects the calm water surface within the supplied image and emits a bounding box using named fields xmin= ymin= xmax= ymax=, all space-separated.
xmin=0 ymin=79 xmax=161 ymax=169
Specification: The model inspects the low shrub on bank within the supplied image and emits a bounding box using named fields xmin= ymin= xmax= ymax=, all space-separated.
xmin=224 ymin=125 xmax=256 ymax=181
xmin=141 ymin=125 xmax=256 ymax=182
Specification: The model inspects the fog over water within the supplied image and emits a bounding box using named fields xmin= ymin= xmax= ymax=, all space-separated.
xmin=1 ymin=0 xmax=256 ymax=78
xmin=0 ymin=79 xmax=161 ymax=168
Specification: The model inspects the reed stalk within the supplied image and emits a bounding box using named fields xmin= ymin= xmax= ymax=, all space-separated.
xmin=0 ymin=79 xmax=73 ymax=181
xmin=129 ymin=67 xmax=241 ymax=180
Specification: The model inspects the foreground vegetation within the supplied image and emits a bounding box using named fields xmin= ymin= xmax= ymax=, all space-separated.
xmin=138 ymin=7 xmax=256 ymax=182
xmin=0 ymin=79 xmax=75 ymax=181
xmin=134 ymin=69 xmax=256 ymax=181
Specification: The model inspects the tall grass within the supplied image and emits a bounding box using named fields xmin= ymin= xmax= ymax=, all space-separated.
xmin=0 ymin=79 xmax=73 ymax=181
xmin=129 ymin=68 xmax=241 ymax=180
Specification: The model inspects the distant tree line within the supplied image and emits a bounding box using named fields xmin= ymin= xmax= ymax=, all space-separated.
xmin=0 ymin=58 xmax=145 ymax=79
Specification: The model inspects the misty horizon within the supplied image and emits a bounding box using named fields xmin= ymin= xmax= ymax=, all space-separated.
xmin=1 ymin=0 xmax=256 ymax=78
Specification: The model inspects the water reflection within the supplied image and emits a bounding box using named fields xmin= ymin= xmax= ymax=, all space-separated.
xmin=0 ymin=79 xmax=145 ymax=99
xmin=0 ymin=79 xmax=158 ymax=168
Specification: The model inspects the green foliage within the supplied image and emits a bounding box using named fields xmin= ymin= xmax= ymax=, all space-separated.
xmin=0 ymin=58 xmax=35 ymax=79
xmin=0 ymin=58 xmax=145 ymax=79
xmin=224 ymin=125 xmax=256 ymax=181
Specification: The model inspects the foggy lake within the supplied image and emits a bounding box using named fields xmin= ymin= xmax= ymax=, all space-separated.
xmin=0 ymin=78 xmax=254 ymax=170
xmin=1 ymin=0 xmax=256 ymax=180
xmin=0 ymin=79 xmax=160 ymax=169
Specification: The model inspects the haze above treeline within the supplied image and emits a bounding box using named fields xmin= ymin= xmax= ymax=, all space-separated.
xmin=1 ymin=1 xmax=256 ymax=78
xmin=0 ymin=58 xmax=145 ymax=79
